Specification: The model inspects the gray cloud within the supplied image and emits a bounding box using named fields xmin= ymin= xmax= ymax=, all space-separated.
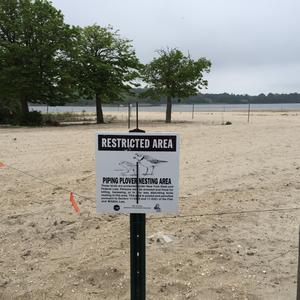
xmin=52 ymin=0 xmax=300 ymax=94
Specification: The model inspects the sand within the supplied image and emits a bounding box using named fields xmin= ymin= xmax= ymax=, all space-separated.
xmin=0 ymin=110 xmax=300 ymax=299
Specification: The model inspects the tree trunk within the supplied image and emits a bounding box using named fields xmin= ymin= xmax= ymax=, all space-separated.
xmin=96 ymin=93 xmax=104 ymax=124
xmin=166 ymin=95 xmax=172 ymax=123
xmin=20 ymin=97 xmax=29 ymax=115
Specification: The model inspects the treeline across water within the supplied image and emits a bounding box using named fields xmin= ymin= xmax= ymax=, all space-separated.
xmin=183 ymin=92 xmax=300 ymax=104
xmin=73 ymin=91 xmax=300 ymax=106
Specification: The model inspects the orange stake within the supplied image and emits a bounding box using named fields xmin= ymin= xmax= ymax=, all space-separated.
xmin=69 ymin=192 xmax=80 ymax=214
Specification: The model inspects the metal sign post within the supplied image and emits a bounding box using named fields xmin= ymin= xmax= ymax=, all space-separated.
xmin=95 ymin=101 xmax=179 ymax=300
xmin=130 ymin=212 xmax=146 ymax=299
xmin=130 ymin=101 xmax=146 ymax=300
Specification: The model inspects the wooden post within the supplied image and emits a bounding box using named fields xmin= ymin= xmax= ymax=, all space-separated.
xmin=128 ymin=103 xmax=131 ymax=129
xmin=248 ymin=102 xmax=251 ymax=123
xmin=192 ymin=104 xmax=195 ymax=119
xmin=221 ymin=106 xmax=225 ymax=125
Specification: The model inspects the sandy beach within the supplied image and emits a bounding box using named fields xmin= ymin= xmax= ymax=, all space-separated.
xmin=0 ymin=110 xmax=300 ymax=299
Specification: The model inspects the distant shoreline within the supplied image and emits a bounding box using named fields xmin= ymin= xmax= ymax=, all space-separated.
xmin=30 ymin=103 xmax=300 ymax=113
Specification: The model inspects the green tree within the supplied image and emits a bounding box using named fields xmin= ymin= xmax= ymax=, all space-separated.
xmin=0 ymin=0 xmax=77 ymax=119
xmin=76 ymin=24 xmax=140 ymax=124
xmin=142 ymin=48 xmax=211 ymax=123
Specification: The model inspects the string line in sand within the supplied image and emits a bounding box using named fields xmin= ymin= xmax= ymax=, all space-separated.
xmin=2 ymin=163 xmax=93 ymax=201
xmin=148 ymin=207 xmax=300 ymax=221
xmin=2 ymin=161 xmax=300 ymax=218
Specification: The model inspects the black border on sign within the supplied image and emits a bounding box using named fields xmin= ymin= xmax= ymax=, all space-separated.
xmin=98 ymin=134 xmax=177 ymax=152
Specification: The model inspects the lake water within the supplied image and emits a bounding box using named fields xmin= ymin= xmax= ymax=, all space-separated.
xmin=30 ymin=103 xmax=300 ymax=113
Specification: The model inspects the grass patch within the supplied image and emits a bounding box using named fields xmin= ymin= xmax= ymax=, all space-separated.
xmin=43 ymin=112 xmax=96 ymax=124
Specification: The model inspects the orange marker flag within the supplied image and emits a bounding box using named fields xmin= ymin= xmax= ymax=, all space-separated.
xmin=69 ymin=192 xmax=80 ymax=214
xmin=0 ymin=162 xmax=5 ymax=168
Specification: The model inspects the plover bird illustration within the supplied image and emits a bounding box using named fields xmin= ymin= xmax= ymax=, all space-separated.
xmin=133 ymin=154 xmax=167 ymax=175
xmin=118 ymin=161 xmax=137 ymax=176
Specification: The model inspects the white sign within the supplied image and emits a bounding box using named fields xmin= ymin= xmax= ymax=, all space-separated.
xmin=96 ymin=132 xmax=179 ymax=214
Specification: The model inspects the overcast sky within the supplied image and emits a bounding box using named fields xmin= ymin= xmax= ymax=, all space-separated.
xmin=51 ymin=0 xmax=300 ymax=95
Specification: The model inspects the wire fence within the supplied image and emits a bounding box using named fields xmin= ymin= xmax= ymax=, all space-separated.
xmin=2 ymin=161 xmax=299 ymax=266
xmin=3 ymin=163 xmax=93 ymax=201
xmin=2 ymin=162 xmax=300 ymax=220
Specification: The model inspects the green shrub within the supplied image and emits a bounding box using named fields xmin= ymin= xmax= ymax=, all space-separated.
xmin=0 ymin=106 xmax=15 ymax=124
xmin=19 ymin=111 xmax=43 ymax=126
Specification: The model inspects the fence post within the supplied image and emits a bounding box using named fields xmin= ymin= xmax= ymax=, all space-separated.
xmin=247 ymin=102 xmax=251 ymax=123
xmin=192 ymin=104 xmax=195 ymax=119
xmin=128 ymin=103 xmax=131 ymax=129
